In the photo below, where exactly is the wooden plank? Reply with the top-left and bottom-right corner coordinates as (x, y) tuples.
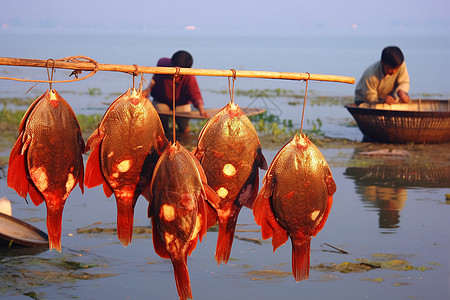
(157, 107), (266, 119)
(0, 56), (355, 84)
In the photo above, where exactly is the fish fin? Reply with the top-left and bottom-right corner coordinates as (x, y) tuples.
(157, 135), (169, 155)
(46, 203), (64, 252)
(196, 194), (208, 242)
(116, 200), (134, 247)
(77, 131), (85, 194)
(84, 144), (104, 188)
(171, 257), (193, 300)
(311, 172), (335, 236)
(252, 185), (274, 239)
(291, 237), (311, 282)
(202, 183), (220, 229)
(147, 198), (154, 218)
(215, 210), (239, 265)
(187, 235), (198, 257)
(8, 131), (24, 167)
(28, 182), (45, 206)
(243, 165), (260, 209)
(7, 134), (29, 199)
(85, 127), (103, 153)
(141, 184), (152, 203)
(136, 150), (159, 203)
(78, 155), (85, 195)
(202, 183), (220, 211)
(257, 147), (268, 170)
(151, 217), (170, 259)
(191, 146), (198, 157)
(85, 144), (113, 197)
(271, 222), (288, 251)
(205, 201), (218, 229)
(326, 172), (337, 197)
(253, 184), (288, 251)
(103, 182), (114, 198)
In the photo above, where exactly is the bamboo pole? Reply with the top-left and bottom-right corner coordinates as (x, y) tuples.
(0, 57), (355, 84)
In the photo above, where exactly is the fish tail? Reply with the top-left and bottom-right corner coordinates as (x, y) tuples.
(116, 200), (134, 247)
(291, 238), (311, 282)
(215, 215), (238, 265)
(172, 257), (193, 300)
(46, 206), (64, 252)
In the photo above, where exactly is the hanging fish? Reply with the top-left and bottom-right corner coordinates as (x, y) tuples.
(7, 89), (85, 252)
(192, 101), (267, 264)
(253, 133), (336, 282)
(149, 141), (219, 300)
(84, 88), (168, 247)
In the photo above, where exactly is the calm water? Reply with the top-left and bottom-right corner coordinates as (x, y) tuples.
(0, 32), (449, 299)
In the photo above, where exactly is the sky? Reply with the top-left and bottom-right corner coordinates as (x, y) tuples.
(1, 0), (449, 36)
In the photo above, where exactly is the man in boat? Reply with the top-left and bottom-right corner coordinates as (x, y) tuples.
(142, 50), (208, 133)
(354, 46), (410, 106)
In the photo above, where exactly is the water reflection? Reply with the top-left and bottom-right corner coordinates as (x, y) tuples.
(345, 165), (450, 231)
(355, 184), (406, 230)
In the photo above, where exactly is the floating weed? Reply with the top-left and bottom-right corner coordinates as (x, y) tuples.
(316, 275), (340, 282)
(362, 277), (385, 283)
(240, 264), (253, 269)
(234, 235), (263, 245)
(245, 269), (292, 281)
(0, 254), (116, 295)
(393, 282), (415, 287)
(312, 253), (429, 274)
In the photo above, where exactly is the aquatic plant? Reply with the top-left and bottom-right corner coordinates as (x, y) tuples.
(0, 97), (34, 108)
(76, 113), (103, 133)
(87, 87), (101, 96)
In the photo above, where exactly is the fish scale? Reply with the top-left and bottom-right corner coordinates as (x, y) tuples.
(193, 101), (267, 265)
(7, 89), (85, 252)
(84, 88), (168, 247)
(149, 141), (219, 300)
(253, 133), (336, 282)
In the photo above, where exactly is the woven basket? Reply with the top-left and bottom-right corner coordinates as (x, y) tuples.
(346, 100), (450, 143)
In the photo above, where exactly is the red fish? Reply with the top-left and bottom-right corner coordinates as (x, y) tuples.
(149, 141), (219, 300)
(7, 89), (85, 252)
(85, 88), (167, 247)
(193, 101), (267, 264)
(253, 133), (336, 281)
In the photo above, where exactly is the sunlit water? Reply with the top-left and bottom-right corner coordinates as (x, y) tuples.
(0, 32), (449, 299)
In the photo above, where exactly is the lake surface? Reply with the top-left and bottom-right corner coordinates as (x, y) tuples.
(0, 32), (449, 299)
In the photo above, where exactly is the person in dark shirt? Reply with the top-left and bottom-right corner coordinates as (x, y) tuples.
(143, 50), (208, 133)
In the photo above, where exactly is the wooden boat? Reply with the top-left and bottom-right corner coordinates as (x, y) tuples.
(0, 212), (49, 248)
(345, 99), (450, 144)
(157, 107), (265, 119)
